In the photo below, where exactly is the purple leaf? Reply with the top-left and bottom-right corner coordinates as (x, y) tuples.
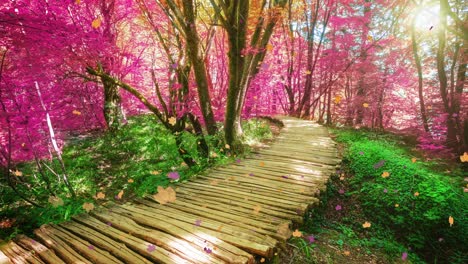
(338, 189), (345, 194)
(335, 205), (342, 211)
(195, 219), (202, 226)
(147, 244), (156, 252)
(306, 235), (315, 244)
(401, 252), (408, 261)
(167, 171), (180, 180)
(373, 160), (386, 169)
(204, 247), (212, 254)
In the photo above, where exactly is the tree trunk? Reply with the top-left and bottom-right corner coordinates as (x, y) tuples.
(182, 0), (217, 136)
(102, 76), (122, 131)
(411, 18), (430, 132)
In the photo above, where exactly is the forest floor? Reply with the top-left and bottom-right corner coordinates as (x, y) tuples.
(277, 127), (467, 264)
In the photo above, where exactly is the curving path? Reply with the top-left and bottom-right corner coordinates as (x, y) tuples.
(0, 117), (340, 264)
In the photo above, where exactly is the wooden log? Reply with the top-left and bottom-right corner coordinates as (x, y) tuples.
(102, 204), (257, 261)
(34, 226), (92, 264)
(58, 221), (152, 264)
(71, 214), (193, 264)
(0, 240), (45, 264)
(15, 235), (65, 264)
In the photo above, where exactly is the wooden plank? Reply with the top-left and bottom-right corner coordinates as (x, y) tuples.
(0, 240), (45, 264)
(195, 175), (317, 204)
(71, 214), (193, 264)
(80, 211), (223, 264)
(105, 204), (258, 261)
(42, 225), (123, 264)
(34, 226), (92, 264)
(182, 182), (308, 211)
(58, 221), (152, 264)
(15, 235), (65, 264)
(173, 188), (302, 221)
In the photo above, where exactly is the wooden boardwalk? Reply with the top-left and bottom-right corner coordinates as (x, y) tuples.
(0, 117), (340, 264)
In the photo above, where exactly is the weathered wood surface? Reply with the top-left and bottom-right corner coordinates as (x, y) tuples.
(1, 117), (340, 263)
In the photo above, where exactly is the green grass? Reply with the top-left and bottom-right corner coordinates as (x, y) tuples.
(0, 114), (275, 239)
(288, 127), (467, 264)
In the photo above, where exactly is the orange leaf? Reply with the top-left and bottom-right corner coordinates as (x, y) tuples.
(449, 216), (454, 227)
(168, 116), (176, 126)
(13, 170), (23, 177)
(411, 157), (417, 163)
(91, 18), (101, 29)
(253, 205), (261, 215)
(362, 221), (371, 228)
(117, 190), (124, 200)
(128, 179), (134, 183)
(96, 192), (105, 199)
(277, 222), (292, 238)
(381, 171), (390, 178)
(414, 192), (419, 196)
(83, 202), (94, 212)
(460, 152), (468, 162)
(72, 110), (81, 115)
(292, 229), (302, 237)
(153, 186), (176, 205)
(363, 103), (369, 108)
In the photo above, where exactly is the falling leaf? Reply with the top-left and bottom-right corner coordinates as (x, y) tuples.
(153, 186), (176, 205)
(253, 205), (261, 215)
(331, 95), (341, 105)
(411, 157), (417, 163)
(91, 18), (101, 29)
(414, 192), (419, 196)
(13, 170), (23, 177)
(128, 179), (134, 183)
(460, 152), (468, 162)
(147, 244), (156, 252)
(335, 205), (342, 211)
(402, 252), (408, 261)
(72, 110), (81, 115)
(449, 216), (454, 227)
(96, 192), (105, 199)
(381, 171), (390, 178)
(363, 103), (369, 108)
(48, 196), (64, 207)
(292, 229), (302, 237)
(168, 116), (176, 126)
(277, 222), (292, 238)
(116, 190), (124, 200)
(362, 221), (371, 228)
(83, 202), (94, 212)
(167, 171), (180, 180)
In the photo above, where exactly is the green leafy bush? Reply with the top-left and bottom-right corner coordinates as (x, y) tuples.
(334, 129), (467, 263)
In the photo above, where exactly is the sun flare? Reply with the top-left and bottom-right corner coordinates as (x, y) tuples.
(413, 5), (440, 31)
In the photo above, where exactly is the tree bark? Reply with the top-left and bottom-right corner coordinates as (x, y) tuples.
(411, 18), (430, 132)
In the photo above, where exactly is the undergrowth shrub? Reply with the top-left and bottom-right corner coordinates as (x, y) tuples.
(334, 129), (468, 263)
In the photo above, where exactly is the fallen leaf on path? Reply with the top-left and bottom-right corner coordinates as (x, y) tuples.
(153, 186), (176, 205)
(83, 202), (94, 212)
(253, 205), (261, 215)
(96, 192), (105, 199)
